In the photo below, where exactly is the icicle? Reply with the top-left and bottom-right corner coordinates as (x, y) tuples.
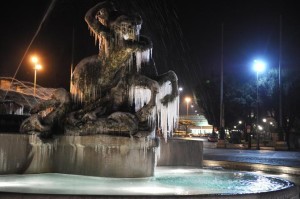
(128, 85), (151, 112)
(136, 24), (141, 39)
(135, 49), (151, 72)
(156, 81), (179, 142)
(136, 51), (142, 72)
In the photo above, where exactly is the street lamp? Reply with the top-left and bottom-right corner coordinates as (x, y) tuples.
(31, 56), (42, 96)
(253, 59), (266, 149)
(185, 97), (191, 117)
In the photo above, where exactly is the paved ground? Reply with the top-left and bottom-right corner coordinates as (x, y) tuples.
(184, 137), (300, 168)
(203, 148), (300, 167)
(182, 137), (300, 189)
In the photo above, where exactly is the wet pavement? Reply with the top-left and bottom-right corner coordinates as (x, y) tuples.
(203, 148), (300, 168)
(174, 137), (300, 190)
(199, 140), (300, 193)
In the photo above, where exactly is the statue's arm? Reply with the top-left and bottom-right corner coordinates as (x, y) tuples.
(30, 99), (59, 114)
(84, 2), (110, 38)
(157, 71), (178, 105)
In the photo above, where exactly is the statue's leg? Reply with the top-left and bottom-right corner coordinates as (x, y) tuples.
(156, 70), (178, 105)
(20, 114), (51, 134)
(129, 74), (159, 122)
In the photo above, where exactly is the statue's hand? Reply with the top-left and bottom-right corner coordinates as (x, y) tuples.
(136, 108), (147, 122)
(30, 106), (40, 114)
(160, 94), (174, 106)
(82, 112), (97, 122)
(66, 112), (84, 127)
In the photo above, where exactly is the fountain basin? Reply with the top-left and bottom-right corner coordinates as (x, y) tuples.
(0, 167), (298, 199)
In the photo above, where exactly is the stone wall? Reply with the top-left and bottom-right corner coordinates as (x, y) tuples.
(157, 138), (203, 167)
(0, 133), (159, 177)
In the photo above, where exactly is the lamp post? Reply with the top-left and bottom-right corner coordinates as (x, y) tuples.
(253, 59), (266, 150)
(185, 97), (191, 118)
(31, 56), (42, 96)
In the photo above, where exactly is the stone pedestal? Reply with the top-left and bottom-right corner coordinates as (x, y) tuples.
(0, 133), (159, 177)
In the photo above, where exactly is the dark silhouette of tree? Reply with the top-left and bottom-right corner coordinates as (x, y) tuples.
(194, 77), (219, 132)
(194, 66), (300, 149)
(178, 119), (196, 136)
(281, 68), (300, 148)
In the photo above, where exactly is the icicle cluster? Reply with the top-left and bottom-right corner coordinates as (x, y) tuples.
(71, 80), (101, 105)
(136, 49), (152, 72)
(87, 26), (109, 58)
(0, 101), (24, 115)
(70, 83), (83, 104)
(128, 81), (178, 142)
(129, 86), (151, 112)
(156, 81), (179, 142)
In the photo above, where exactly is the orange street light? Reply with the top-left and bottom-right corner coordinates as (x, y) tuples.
(33, 64), (42, 96)
(185, 97), (191, 117)
(31, 56), (38, 64)
(31, 56), (42, 96)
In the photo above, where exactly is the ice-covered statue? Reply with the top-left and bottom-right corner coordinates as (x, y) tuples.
(20, 1), (179, 141)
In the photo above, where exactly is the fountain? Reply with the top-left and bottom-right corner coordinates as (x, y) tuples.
(0, 1), (298, 198)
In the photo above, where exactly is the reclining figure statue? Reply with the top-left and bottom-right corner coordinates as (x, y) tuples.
(20, 1), (179, 139)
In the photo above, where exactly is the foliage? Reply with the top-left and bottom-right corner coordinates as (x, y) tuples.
(194, 77), (219, 128)
(194, 66), (300, 145)
(178, 119), (196, 126)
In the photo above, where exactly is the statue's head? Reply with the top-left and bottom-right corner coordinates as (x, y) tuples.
(95, 1), (143, 41)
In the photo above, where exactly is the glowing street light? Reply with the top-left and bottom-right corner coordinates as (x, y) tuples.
(31, 56), (42, 96)
(185, 97), (191, 117)
(31, 56), (38, 64)
(253, 59), (266, 124)
(253, 59), (266, 150)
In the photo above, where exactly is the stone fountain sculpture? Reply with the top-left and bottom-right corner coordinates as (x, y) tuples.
(15, 1), (179, 177)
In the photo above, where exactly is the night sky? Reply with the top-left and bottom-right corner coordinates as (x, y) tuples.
(0, 0), (299, 99)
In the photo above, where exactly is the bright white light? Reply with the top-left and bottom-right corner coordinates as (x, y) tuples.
(179, 87), (183, 91)
(185, 97), (191, 103)
(262, 118), (267, 123)
(238, 121), (242, 124)
(258, 125), (263, 130)
(253, 60), (266, 73)
(35, 64), (42, 70)
(31, 56), (38, 64)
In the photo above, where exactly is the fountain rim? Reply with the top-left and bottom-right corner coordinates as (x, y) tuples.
(0, 167), (298, 199)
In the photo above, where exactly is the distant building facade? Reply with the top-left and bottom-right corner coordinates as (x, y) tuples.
(178, 114), (213, 136)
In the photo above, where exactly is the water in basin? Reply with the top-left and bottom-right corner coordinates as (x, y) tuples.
(0, 167), (294, 196)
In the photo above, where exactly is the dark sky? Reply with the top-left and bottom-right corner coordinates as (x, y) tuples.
(0, 0), (299, 98)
